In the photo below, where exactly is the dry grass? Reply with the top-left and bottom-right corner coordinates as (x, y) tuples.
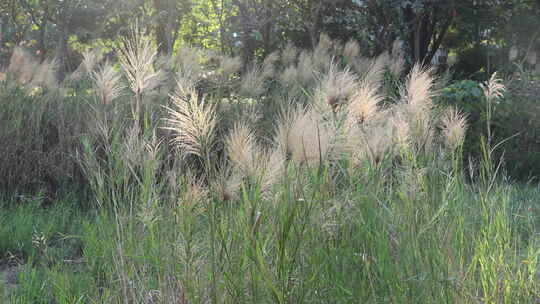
(218, 55), (242, 81)
(440, 107), (468, 151)
(175, 46), (203, 86)
(117, 25), (162, 96)
(92, 62), (125, 105)
(7, 47), (59, 90)
(389, 40), (405, 77)
(226, 122), (286, 195)
(346, 111), (396, 167)
(239, 65), (266, 97)
(297, 51), (317, 85)
(281, 43), (298, 65)
(398, 64), (438, 154)
(163, 88), (217, 160)
(316, 61), (358, 111)
(342, 40), (361, 62)
(226, 122), (260, 179)
(212, 161), (243, 202)
(239, 53), (278, 97)
(346, 80), (383, 127)
(278, 106), (339, 166)
(8, 31), (540, 304)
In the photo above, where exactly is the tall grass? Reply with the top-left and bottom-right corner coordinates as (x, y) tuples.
(1, 31), (539, 303)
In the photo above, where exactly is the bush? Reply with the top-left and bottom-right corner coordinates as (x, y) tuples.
(491, 70), (540, 180)
(440, 71), (540, 181)
(0, 82), (88, 200)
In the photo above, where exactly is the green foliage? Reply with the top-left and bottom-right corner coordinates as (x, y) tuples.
(1, 11), (540, 303)
(2, 164), (540, 303)
(440, 68), (540, 182)
(440, 79), (484, 114)
(0, 80), (88, 199)
(489, 79), (540, 180)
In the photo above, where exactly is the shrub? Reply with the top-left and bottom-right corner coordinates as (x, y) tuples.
(440, 70), (540, 181)
(490, 70), (540, 180)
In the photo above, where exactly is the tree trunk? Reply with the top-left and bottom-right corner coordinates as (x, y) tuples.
(403, 4), (452, 66)
(404, 6), (430, 64)
(37, 22), (47, 60)
(236, 2), (255, 65)
(54, 26), (69, 81)
(153, 0), (170, 55)
(0, 16), (4, 50)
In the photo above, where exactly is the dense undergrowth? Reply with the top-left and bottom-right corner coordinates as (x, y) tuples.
(1, 30), (540, 303)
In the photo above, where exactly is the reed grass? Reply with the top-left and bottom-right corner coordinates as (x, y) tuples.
(1, 30), (539, 304)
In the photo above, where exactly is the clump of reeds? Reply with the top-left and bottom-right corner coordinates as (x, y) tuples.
(69, 49), (103, 81)
(175, 46), (204, 88)
(396, 64), (438, 155)
(316, 61), (358, 111)
(225, 122), (286, 196)
(239, 52), (279, 97)
(7, 47), (59, 91)
(276, 105), (340, 166)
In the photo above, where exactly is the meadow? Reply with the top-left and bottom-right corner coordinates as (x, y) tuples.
(1, 30), (540, 303)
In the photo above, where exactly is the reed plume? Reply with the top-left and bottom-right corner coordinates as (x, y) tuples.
(164, 88), (217, 161)
(440, 107), (468, 151)
(117, 29), (161, 96)
(92, 62), (125, 105)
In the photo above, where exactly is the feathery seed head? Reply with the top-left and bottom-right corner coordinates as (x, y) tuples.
(92, 62), (125, 105)
(346, 120), (395, 167)
(481, 72), (505, 101)
(240, 65), (266, 97)
(286, 108), (336, 166)
(316, 33), (333, 55)
(226, 122), (286, 195)
(260, 147), (286, 196)
(8, 47), (35, 84)
(440, 107), (468, 151)
(317, 61), (358, 110)
(342, 40), (360, 61)
(176, 46), (203, 85)
(181, 173), (208, 206)
(219, 55), (242, 79)
(69, 49), (102, 81)
(346, 82), (382, 127)
(117, 24), (161, 95)
(82, 49), (102, 74)
(29, 58), (58, 90)
(354, 53), (388, 89)
(297, 51), (316, 85)
(8, 47), (59, 90)
(262, 52), (279, 79)
(279, 66), (299, 87)
(390, 111), (411, 151)
(397, 64), (438, 154)
(212, 163), (243, 202)
(281, 43), (298, 65)
(226, 122), (259, 179)
(402, 64), (437, 110)
(389, 40), (405, 77)
(164, 89), (217, 159)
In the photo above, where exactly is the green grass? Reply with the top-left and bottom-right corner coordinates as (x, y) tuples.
(2, 170), (540, 303)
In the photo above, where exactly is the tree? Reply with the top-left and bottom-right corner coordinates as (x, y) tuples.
(400, 0), (457, 65)
(151, 0), (191, 55)
(229, 0), (282, 63)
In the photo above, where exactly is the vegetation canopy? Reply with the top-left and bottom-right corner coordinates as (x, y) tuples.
(1, 1), (540, 303)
